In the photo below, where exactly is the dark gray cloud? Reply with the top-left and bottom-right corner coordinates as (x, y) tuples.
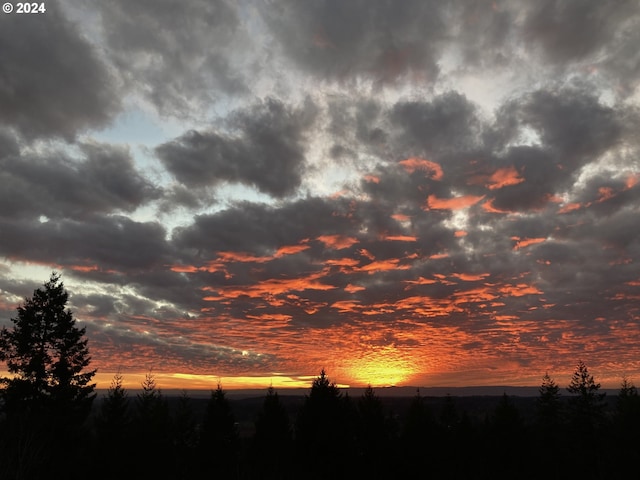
(0, 139), (160, 220)
(522, 0), (628, 63)
(262, 0), (446, 84)
(0, 215), (170, 272)
(156, 97), (317, 197)
(0, 10), (119, 139)
(97, 0), (248, 116)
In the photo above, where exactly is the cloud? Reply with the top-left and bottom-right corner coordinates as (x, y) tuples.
(156, 97), (317, 197)
(96, 0), (248, 116)
(0, 215), (170, 272)
(0, 10), (119, 139)
(0, 138), (160, 220)
(262, 0), (446, 85)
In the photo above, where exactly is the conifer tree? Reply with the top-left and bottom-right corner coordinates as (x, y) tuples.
(96, 371), (133, 479)
(253, 385), (292, 479)
(357, 385), (392, 476)
(536, 372), (562, 429)
(566, 360), (606, 430)
(296, 369), (352, 478)
(0, 272), (96, 420)
(200, 382), (238, 477)
(0, 273), (96, 479)
(132, 372), (172, 477)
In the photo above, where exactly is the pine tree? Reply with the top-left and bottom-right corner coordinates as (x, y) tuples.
(566, 361), (607, 478)
(295, 369), (353, 478)
(536, 372), (562, 429)
(96, 371), (132, 479)
(253, 385), (292, 479)
(132, 372), (172, 477)
(0, 272), (96, 420)
(356, 385), (392, 477)
(173, 390), (197, 480)
(615, 376), (640, 437)
(99, 370), (130, 435)
(200, 382), (238, 477)
(566, 360), (606, 431)
(0, 272), (96, 479)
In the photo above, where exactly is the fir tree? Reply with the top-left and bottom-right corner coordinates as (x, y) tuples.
(566, 360), (606, 430)
(0, 272), (96, 420)
(200, 382), (238, 477)
(536, 372), (562, 429)
(253, 385), (292, 479)
(0, 273), (96, 479)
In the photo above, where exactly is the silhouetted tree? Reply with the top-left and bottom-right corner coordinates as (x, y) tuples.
(0, 273), (96, 419)
(98, 371), (130, 436)
(356, 385), (393, 477)
(200, 382), (238, 477)
(534, 373), (564, 478)
(610, 376), (640, 474)
(0, 273), (95, 479)
(567, 360), (606, 431)
(173, 390), (198, 480)
(566, 361), (607, 479)
(253, 385), (292, 479)
(436, 394), (465, 478)
(132, 372), (172, 477)
(536, 372), (562, 430)
(295, 369), (354, 478)
(95, 371), (133, 479)
(401, 389), (436, 476)
(486, 393), (527, 478)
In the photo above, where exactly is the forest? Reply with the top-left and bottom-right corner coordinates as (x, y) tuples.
(1, 275), (639, 480)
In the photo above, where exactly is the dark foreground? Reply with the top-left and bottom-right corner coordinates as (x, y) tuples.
(1, 383), (638, 480)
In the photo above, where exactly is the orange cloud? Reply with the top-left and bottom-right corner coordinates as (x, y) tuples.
(454, 230), (467, 237)
(217, 251), (272, 263)
(248, 313), (292, 323)
(357, 258), (411, 274)
(404, 276), (437, 286)
(275, 242), (310, 257)
(392, 213), (411, 222)
(487, 166), (524, 190)
(317, 234), (359, 250)
(69, 265), (99, 272)
(330, 300), (361, 313)
(558, 202), (582, 214)
(383, 235), (417, 242)
(512, 237), (546, 250)
(399, 157), (444, 180)
(363, 174), (380, 183)
(482, 198), (512, 213)
(452, 273), (490, 282)
(170, 264), (200, 273)
(597, 187), (615, 203)
(625, 173), (639, 189)
(203, 269), (337, 299)
(426, 194), (484, 211)
(344, 283), (365, 293)
(326, 257), (360, 268)
(499, 283), (543, 297)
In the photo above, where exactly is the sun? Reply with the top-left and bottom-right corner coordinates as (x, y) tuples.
(344, 346), (415, 387)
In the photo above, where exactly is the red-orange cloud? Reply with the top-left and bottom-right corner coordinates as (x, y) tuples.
(399, 157), (444, 180)
(426, 194), (484, 211)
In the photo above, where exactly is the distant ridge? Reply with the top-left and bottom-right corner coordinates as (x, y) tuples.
(96, 385), (620, 398)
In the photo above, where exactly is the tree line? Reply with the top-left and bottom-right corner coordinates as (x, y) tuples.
(1, 274), (639, 479)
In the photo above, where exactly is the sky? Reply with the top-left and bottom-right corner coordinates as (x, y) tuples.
(1, 0), (640, 391)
